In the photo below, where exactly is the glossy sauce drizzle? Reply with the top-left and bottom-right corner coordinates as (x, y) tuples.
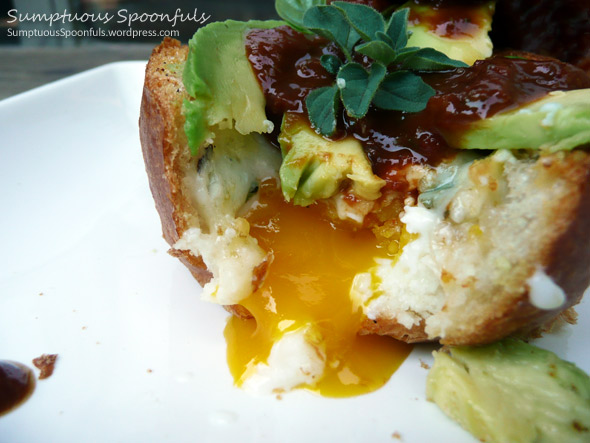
(0, 360), (35, 416)
(246, 26), (590, 191)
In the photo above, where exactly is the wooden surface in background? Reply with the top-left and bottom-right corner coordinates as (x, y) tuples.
(0, 43), (154, 100)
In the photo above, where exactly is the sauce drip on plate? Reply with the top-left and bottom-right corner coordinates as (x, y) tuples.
(0, 360), (35, 416)
(225, 180), (412, 397)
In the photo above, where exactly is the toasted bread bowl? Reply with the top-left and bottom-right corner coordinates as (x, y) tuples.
(139, 37), (590, 347)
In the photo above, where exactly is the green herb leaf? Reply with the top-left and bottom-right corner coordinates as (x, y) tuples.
(373, 71), (435, 112)
(375, 31), (395, 48)
(275, 0), (326, 32)
(303, 5), (361, 59)
(391, 46), (421, 63)
(355, 40), (397, 65)
(401, 47), (469, 71)
(285, 1), (468, 135)
(320, 54), (342, 75)
(332, 1), (385, 42)
(306, 84), (340, 136)
(385, 8), (410, 51)
(338, 62), (387, 118)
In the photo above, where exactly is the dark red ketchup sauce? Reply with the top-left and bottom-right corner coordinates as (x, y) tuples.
(245, 24), (590, 191)
(0, 360), (35, 416)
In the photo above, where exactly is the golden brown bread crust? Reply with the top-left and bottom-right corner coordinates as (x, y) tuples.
(140, 38), (253, 319)
(360, 318), (429, 343)
(439, 151), (590, 345)
(139, 38), (212, 287)
(359, 152), (590, 345)
(140, 38), (590, 344)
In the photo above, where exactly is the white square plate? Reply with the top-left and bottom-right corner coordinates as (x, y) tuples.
(0, 62), (588, 442)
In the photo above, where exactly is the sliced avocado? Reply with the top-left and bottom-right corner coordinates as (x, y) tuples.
(427, 339), (590, 443)
(182, 19), (284, 154)
(405, 1), (494, 65)
(457, 89), (590, 153)
(279, 114), (385, 207)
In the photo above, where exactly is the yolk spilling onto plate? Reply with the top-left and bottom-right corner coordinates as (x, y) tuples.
(224, 179), (412, 397)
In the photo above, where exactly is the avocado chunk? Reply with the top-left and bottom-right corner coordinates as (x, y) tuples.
(426, 339), (590, 443)
(457, 89), (590, 153)
(182, 19), (283, 154)
(405, 1), (494, 65)
(279, 114), (385, 207)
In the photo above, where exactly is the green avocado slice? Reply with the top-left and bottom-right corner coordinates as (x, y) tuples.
(427, 339), (590, 443)
(182, 19), (284, 155)
(279, 114), (385, 207)
(405, 1), (495, 65)
(456, 89), (590, 153)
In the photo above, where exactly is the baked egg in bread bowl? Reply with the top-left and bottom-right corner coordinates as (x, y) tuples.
(139, 0), (590, 395)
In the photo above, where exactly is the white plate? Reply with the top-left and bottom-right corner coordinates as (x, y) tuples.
(0, 62), (588, 443)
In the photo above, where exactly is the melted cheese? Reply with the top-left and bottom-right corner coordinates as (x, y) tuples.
(224, 180), (412, 397)
(527, 268), (566, 310)
(366, 206), (446, 330)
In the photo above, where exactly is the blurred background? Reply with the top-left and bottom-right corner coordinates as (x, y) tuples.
(0, 0), (278, 99)
(1, 0), (278, 46)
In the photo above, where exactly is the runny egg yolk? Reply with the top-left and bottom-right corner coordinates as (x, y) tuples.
(224, 179), (412, 397)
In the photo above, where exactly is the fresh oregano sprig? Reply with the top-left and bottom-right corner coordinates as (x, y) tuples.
(303, 5), (361, 60)
(274, 0), (326, 34)
(275, 0), (468, 137)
